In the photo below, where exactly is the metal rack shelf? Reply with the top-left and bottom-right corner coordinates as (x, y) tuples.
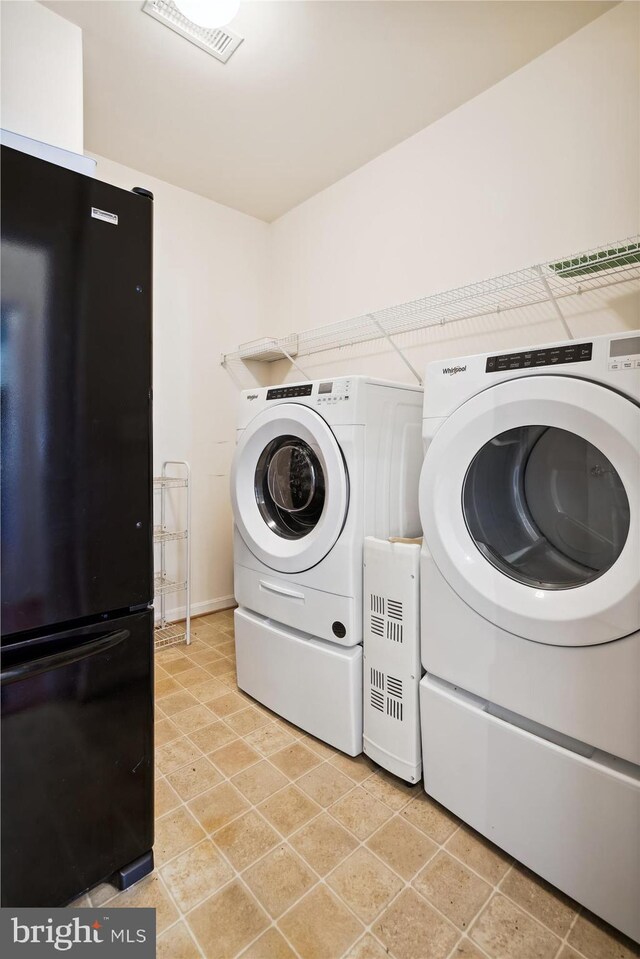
(221, 236), (640, 382)
(153, 475), (188, 489)
(154, 574), (187, 596)
(153, 526), (187, 544)
(154, 622), (187, 650)
(154, 460), (191, 649)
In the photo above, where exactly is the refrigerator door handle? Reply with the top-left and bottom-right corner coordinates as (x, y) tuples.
(0, 629), (130, 686)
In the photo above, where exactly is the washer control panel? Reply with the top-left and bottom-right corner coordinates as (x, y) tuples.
(608, 335), (640, 371)
(485, 342), (592, 373)
(266, 384), (313, 400)
(316, 379), (352, 405)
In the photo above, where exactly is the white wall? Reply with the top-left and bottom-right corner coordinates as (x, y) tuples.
(1, 0), (83, 152)
(267, 2), (640, 385)
(88, 156), (271, 618)
(3, 1), (638, 616)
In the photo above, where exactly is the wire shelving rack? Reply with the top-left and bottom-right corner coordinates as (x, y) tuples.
(221, 237), (640, 382)
(153, 460), (191, 649)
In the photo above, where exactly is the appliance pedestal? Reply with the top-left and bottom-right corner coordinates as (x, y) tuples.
(420, 674), (640, 944)
(235, 607), (362, 756)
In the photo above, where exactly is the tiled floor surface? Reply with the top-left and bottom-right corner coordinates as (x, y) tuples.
(73, 610), (639, 959)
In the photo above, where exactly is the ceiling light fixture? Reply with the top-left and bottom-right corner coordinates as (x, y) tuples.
(143, 1), (244, 63)
(173, 0), (240, 29)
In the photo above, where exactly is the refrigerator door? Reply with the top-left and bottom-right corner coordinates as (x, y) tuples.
(1, 609), (154, 906)
(1, 146), (153, 638)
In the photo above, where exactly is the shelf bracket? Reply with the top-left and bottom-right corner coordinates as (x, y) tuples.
(370, 316), (423, 386)
(221, 344), (310, 382)
(534, 265), (573, 340)
(277, 343), (311, 381)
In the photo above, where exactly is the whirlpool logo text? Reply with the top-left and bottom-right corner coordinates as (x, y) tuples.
(442, 365), (467, 375)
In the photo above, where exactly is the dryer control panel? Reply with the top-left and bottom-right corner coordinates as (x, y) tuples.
(485, 342), (592, 373)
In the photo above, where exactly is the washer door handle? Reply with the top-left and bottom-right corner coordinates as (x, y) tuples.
(259, 580), (305, 603)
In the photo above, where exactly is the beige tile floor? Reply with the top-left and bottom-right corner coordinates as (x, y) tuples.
(72, 609), (640, 959)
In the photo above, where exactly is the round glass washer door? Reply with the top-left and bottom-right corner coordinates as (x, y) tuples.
(255, 436), (326, 539)
(420, 375), (640, 647)
(231, 404), (349, 574)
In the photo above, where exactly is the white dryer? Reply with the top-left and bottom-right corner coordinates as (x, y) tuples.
(231, 376), (423, 755)
(418, 330), (640, 942)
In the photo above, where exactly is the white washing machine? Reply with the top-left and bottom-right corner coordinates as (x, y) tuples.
(418, 330), (640, 942)
(231, 376), (423, 755)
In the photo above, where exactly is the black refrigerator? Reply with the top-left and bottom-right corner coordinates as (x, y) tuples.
(1, 144), (155, 906)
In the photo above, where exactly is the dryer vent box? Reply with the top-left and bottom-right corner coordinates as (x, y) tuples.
(363, 537), (422, 783)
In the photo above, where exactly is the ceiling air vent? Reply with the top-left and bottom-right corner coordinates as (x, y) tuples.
(143, 1), (243, 63)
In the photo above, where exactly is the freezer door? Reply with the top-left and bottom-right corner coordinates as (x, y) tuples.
(1, 610), (154, 906)
(1, 146), (153, 637)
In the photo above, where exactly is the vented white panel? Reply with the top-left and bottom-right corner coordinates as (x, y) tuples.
(363, 538), (421, 782)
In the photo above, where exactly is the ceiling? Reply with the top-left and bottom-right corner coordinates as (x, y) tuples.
(44, 0), (615, 222)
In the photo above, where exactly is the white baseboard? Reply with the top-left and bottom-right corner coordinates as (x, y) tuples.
(154, 595), (236, 624)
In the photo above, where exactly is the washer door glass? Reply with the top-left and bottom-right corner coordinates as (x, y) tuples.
(255, 435), (326, 539)
(463, 426), (630, 589)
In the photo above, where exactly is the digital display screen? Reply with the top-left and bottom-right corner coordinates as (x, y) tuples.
(318, 382), (333, 394)
(610, 336), (640, 357)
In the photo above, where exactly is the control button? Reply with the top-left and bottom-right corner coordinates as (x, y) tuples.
(609, 362), (620, 371)
(635, 360), (640, 368)
(623, 361), (633, 369)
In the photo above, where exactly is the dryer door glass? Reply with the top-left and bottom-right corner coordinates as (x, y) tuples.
(255, 435), (326, 539)
(462, 426), (630, 589)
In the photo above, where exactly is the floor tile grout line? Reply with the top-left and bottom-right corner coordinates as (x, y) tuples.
(94, 618), (633, 959)
(205, 752), (467, 957)
(162, 915), (208, 959)
(152, 745), (510, 959)
(160, 709), (565, 958)
(154, 731), (384, 953)
(169, 619), (640, 957)
(157, 723), (467, 944)
(154, 871), (209, 959)
(553, 907), (589, 959)
(495, 862), (581, 943)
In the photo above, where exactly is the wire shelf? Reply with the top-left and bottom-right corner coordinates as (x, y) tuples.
(153, 526), (187, 544)
(221, 236), (640, 367)
(153, 475), (188, 489)
(154, 573), (186, 596)
(154, 622), (186, 650)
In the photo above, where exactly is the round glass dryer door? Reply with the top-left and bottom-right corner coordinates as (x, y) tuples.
(255, 436), (325, 539)
(463, 426), (630, 590)
(419, 375), (640, 646)
(231, 403), (349, 574)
